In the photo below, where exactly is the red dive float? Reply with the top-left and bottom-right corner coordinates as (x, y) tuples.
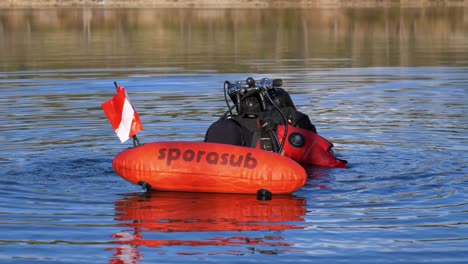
(103, 79), (346, 195)
(112, 141), (307, 194)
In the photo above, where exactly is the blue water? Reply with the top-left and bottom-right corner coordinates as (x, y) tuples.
(1, 7), (467, 264)
(1, 66), (466, 263)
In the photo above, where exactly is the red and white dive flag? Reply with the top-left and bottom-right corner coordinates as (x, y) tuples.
(102, 85), (143, 143)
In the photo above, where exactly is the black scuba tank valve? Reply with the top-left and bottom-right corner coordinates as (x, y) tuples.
(272, 79), (283, 88)
(246, 77), (256, 87)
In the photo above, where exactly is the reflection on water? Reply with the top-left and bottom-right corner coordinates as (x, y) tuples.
(1, 7), (467, 73)
(110, 192), (305, 260)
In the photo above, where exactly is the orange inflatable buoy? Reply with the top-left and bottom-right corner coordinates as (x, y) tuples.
(112, 141), (307, 194)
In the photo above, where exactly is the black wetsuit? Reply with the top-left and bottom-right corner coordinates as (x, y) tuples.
(205, 88), (316, 150)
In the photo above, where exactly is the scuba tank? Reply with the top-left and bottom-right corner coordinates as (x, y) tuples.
(206, 77), (347, 168)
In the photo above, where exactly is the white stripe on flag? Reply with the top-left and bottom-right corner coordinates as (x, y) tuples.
(116, 97), (135, 143)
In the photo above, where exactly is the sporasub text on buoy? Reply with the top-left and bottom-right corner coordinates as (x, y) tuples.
(157, 148), (258, 169)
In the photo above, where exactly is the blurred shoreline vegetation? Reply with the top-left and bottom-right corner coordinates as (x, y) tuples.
(1, 0), (467, 8)
(0, 7), (467, 72)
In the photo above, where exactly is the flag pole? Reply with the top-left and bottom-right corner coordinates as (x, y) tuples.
(132, 135), (141, 147)
(114, 81), (141, 148)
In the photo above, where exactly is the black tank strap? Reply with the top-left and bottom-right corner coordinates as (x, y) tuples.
(229, 115), (261, 148)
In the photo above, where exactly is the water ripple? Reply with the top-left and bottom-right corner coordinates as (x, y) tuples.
(1, 67), (467, 263)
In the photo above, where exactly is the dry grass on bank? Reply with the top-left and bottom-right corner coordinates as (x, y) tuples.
(1, 0), (467, 8)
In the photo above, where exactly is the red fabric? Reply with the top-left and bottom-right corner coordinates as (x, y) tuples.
(277, 125), (347, 168)
(101, 86), (143, 142)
